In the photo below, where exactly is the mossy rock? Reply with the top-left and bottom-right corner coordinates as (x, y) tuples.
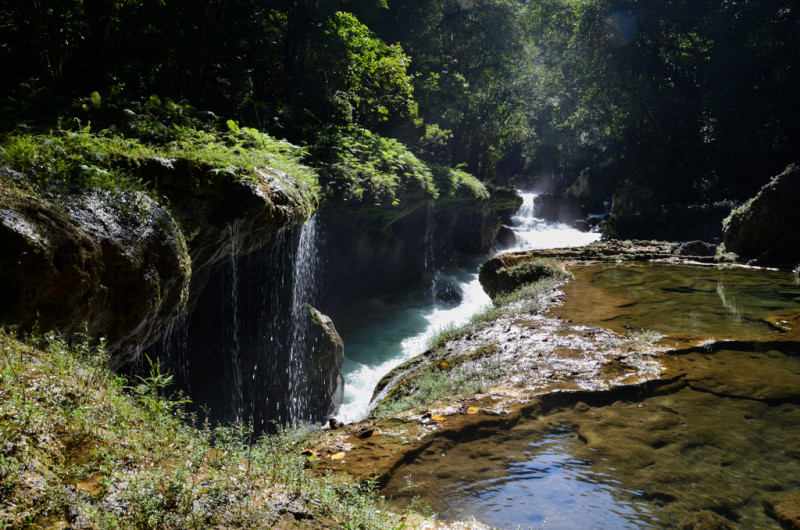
(723, 164), (800, 265)
(0, 170), (190, 368)
(479, 255), (563, 300)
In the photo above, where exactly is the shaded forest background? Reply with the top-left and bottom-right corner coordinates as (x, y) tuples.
(2, 0), (798, 208)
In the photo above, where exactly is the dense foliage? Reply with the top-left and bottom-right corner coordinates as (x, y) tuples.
(2, 0), (798, 204)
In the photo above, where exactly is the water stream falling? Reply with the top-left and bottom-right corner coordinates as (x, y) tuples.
(144, 214), (327, 434)
(424, 200), (440, 304)
(226, 220), (245, 422)
(287, 214), (322, 422)
(334, 191), (601, 423)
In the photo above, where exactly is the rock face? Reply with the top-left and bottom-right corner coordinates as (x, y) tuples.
(673, 240), (718, 257)
(139, 159), (315, 311)
(533, 192), (585, 223)
(136, 160), (325, 431)
(606, 179), (734, 242)
(723, 164), (800, 266)
(0, 170), (190, 368)
(319, 184), (520, 304)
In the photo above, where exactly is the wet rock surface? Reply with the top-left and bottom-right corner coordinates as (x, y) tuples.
(318, 185), (520, 306)
(0, 175), (190, 368)
(478, 255), (566, 299)
(533, 192), (585, 223)
(483, 239), (723, 268)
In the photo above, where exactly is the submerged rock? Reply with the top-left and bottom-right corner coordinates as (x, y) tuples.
(764, 491), (800, 530)
(678, 510), (735, 530)
(0, 173), (190, 368)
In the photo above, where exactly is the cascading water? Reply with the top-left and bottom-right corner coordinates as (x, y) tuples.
(423, 200), (440, 306)
(226, 220), (245, 422)
(507, 191), (601, 251)
(142, 214), (329, 435)
(287, 214), (322, 422)
(334, 190), (601, 424)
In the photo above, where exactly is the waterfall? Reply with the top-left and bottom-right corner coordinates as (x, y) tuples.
(424, 200), (439, 306)
(517, 192), (536, 219)
(139, 211), (332, 435)
(287, 214), (322, 423)
(226, 220), (245, 422)
(510, 191), (601, 251)
(337, 189), (603, 423)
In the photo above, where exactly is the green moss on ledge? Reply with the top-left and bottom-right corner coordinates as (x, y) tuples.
(0, 122), (320, 205)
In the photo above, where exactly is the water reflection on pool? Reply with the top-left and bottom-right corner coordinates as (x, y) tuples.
(431, 432), (656, 529)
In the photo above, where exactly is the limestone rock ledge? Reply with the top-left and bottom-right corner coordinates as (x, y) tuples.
(319, 183), (520, 303)
(0, 169), (190, 368)
(1, 158), (316, 369)
(139, 158), (316, 311)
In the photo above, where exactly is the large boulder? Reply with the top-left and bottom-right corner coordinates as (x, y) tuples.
(723, 164), (800, 266)
(0, 170), (190, 368)
(478, 253), (565, 300)
(533, 192), (585, 223)
(304, 305), (345, 421)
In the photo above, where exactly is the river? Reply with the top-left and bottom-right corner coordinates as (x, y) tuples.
(333, 191), (600, 423)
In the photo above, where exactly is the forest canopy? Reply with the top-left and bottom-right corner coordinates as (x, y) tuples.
(1, 0), (798, 203)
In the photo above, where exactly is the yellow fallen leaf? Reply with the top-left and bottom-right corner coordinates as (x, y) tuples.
(439, 362), (449, 368)
(330, 452), (346, 460)
(466, 407), (479, 415)
(432, 415), (446, 421)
